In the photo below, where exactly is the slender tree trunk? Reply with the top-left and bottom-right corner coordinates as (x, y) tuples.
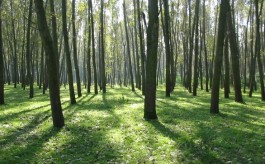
(203, 0), (209, 92)
(210, 0), (228, 113)
(123, 1), (135, 92)
(210, 4), (219, 89)
(193, 0), (200, 96)
(187, 0), (195, 93)
(133, 0), (141, 90)
(137, 0), (146, 95)
(144, 0), (159, 120)
(50, 0), (59, 81)
(0, 0), (4, 105)
(87, 9), (91, 93)
(244, 9), (251, 93)
(10, 1), (18, 88)
(100, 0), (106, 93)
(227, 1), (244, 103)
(26, 0), (34, 99)
(72, 0), (82, 97)
(161, 0), (171, 97)
(224, 36), (230, 98)
(35, 0), (65, 128)
(62, 0), (76, 104)
(255, 0), (265, 101)
(88, 0), (98, 94)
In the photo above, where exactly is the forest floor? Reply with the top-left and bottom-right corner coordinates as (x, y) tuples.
(0, 84), (265, 163)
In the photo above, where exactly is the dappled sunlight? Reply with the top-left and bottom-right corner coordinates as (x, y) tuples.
(1, 85), (265, 162)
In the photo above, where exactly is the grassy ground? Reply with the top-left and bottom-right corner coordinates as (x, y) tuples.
(0, 84), (264, 163)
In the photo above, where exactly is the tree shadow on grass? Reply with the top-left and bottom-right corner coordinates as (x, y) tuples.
(152, 87), (265, 163)
(0, 108), (61, 163)
(44, 94), (123, 163)
(0, 104), (51, 123)
(148, 120), (223, 163)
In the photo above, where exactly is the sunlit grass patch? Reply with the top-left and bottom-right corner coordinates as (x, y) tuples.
(0, 84), (264, 163)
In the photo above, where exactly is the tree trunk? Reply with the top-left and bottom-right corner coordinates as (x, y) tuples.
(133, 0), (141, 90)
(255, 0), (265, 101)
(210, 0), (228, 114)
(224, 36), (230, 98)
(62, 0), (76, 104)
(137, 0), (146, 95)
(50, 0), (59, 82)
(193, 0), (200, 96)
(35, 0), (65, 128)
(87, 8), (91, 94)
(10, 0), (18, 88)
(0, 0), (4, 104)
(123, 1), (135, 92)
(72, 0), (82, 97)
(161, 0), (171, 97)
(144, 0), (159, 120)
(227, 1), (244, 103)
(100, 0), (106, 93)
(88, 0), (98, 94)
(203, 0), (209, 92)
(187, 0), (195, 93)
(26, 0), (34, 99)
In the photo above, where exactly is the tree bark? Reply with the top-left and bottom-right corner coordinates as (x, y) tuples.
(193, 0), (200, 96)
(210, 0), (228, 113)
(255, 0), (265, 101)
(35, 0), (65, 128)
(88, 0), (98, 94)
(161, 0), (171, 97)
(26, 0), (34, 99)
(0, 0), (4, 104)
(100, 0), (106, 93)
(224, 36), (230, 98)
(133, 0), (141, 90)
(87, 7), (91, 94)
(123, 1), (135, 92)
(137, 0), (146, 95)
(10, 0), (18, 88)
(62, 0), (76, 104)
(227, 1), (244, 103)
(50, 0), (59, 82)
(144, 0), (159, 120)
(72, 0), (82, 97)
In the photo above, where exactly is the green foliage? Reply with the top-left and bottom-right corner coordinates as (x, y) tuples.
(0, 85), (264, 163)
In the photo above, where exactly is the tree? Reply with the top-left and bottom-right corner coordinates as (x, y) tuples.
(10, 0), (18, 88)
(210, 0), (228, 114)
(254, 0), (265, 101)
(224, 36), (230, 98)
(192, 0), (200, 96)
(133, 0), (141, 90)
(49, 0), (59, 81)
(62, 0), (76, 104)
(144, 0), (159, 120)
(88, 0), (98, 95)
(161, 0), (171, 97)
(123, 0), (135, 92)
(0, 0), (4, 105)
(137, 0), (146, 95)
(226, 1), (243, 103)
(203, 0), (209, 92)
(72, 0), (82, 97)
(26, 0), (34, 99)
(100, 0), (107, 93)
(87, 4), (91, 94)
(34, 0), (65, 128)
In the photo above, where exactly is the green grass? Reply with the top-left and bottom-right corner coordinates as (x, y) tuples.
(0, 84), (265, 163)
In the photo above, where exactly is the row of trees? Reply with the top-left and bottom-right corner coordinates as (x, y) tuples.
(0, 0), (265, 127)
